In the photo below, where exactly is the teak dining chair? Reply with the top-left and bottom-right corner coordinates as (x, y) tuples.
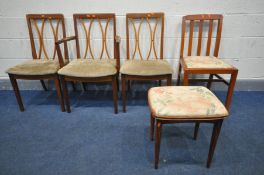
(176, 14), (238, 137)
(6, 14), (67, 112)
(121, 12), (173, 112)
(56, 13), (120, 113)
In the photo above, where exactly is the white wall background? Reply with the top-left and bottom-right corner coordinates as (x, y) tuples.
(0, 0), (264, 80)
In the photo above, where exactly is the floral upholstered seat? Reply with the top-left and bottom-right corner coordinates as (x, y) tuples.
(6, 60), (60, 75)
(183, 56), (232, 69)
(120, 60), (173, 76)
(58, 59), (117, 78)
(148, 86), (228, 120)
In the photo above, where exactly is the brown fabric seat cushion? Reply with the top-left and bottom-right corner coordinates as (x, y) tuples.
(6, 59), (60, 75)
(58, 59), (117, 78)
(120, 60), (173, 76)
(148, 86), (228, 120)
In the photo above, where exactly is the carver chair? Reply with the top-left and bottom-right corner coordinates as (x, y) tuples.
(56, 13), (120, 113)
(121, 13), (173, 112)
(176, 14), (238, 139)
(6, 14), (68, 112)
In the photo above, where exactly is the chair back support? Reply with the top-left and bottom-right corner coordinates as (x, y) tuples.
(126, 13), (164, 60)
(26, 14), (68, 60)
(73, 13), (117, 60)
(180, 14), (223, 58)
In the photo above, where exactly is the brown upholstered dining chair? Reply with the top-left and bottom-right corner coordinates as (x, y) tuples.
(176, 14), (238, 138)
(121, 12), (173, 112)
(56, 13), (120, 113)
(6, 14), (68, 112)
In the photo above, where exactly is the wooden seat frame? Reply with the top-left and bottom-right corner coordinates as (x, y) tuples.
(8, 14), (68, 112)
(122, 13), (172, 112)
(56, 13), (120, 114)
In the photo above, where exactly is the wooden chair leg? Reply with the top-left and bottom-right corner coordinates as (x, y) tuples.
(150, 113), (155, 141)
(155, 120), (162, 169)
(121, 75), (126, 112)
(40, 80), (48, 91)
(207, 74), (214, 89)
(183, 72), (189, 86)
(112, 76), (118, 114)
(225, 71), (238, 111)
(158, 80), (162, 86)
(127, 80), (131, 92)
(71, 81), (76, 91)
(194, 122), (200, 140)
(176, 63), (182, 85)
(167, 75), (172, 86)
(54, 76), (65, 112)
(116, 75), (119, 92)
(61, 76), (71, 113)
(82, 82), (87, 91)
(9, 74), (24, 112)
(207, 120), (223, 168)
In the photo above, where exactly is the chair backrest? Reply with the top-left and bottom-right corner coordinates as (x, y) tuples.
(27, 14), (68, 60)
(73, 13), (118, 61)
(126, 12), (164, 60)
(180, 14), (223, 58)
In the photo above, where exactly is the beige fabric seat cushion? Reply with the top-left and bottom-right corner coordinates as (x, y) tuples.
(148, 86), (228, 120)
(58, 59), (117, 78)
(120, 60), (173, 76)
(6, 59), (60, 75)
(184, 56), (232, 69)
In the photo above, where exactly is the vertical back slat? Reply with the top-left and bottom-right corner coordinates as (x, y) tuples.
(126, 15), (130, 60)
(180, 17), (186, 59)
(188, 20), (194, 56)
(197, 20), (203, 56)
(160, 13), (164, 59)
(214, 17), (223, 57)
(206, 20), (213, 56)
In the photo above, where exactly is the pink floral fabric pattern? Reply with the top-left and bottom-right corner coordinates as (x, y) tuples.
(184, 56), (232, 69)
(148, 86), (228, 119)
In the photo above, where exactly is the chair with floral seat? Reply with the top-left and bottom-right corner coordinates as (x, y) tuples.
(121, 12), (173, 112)
(56, 13), (120, 113)
(148, 86), (229, 168)
(176, 14), (238, 140)
(6, 14), (68, 112)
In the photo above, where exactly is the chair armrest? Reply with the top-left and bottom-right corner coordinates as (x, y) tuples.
(56, 36), (76, 45)
(55, 36), (76, 68)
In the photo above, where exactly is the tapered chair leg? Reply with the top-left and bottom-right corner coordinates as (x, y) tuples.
(155, 121), (162, 169)
(207, 120), (223, 168)
(112, 76), (118, 114)
(71, 81), (76, 91)
(61, 76), (71, 113)
(82, 82), (87, 91)
(121, 75), (126, 112)
(40, 80), (48, 91)
(54, 76), (65, 112)
(116, 75), (119, 92)
(176, 63), (182, 85)
(194, 122), (200, 140)
(207, 74), (214, 89)
(9, 74), (24, 112)
(167, 75), (172, 86)
(150, 114), (155, 141)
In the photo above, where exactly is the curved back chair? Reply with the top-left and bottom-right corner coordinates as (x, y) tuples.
(120, 12), (173, 112)
(56, 13), (120, 113)
(176, 14), (238, 140)
(6, 14), (68, 112)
